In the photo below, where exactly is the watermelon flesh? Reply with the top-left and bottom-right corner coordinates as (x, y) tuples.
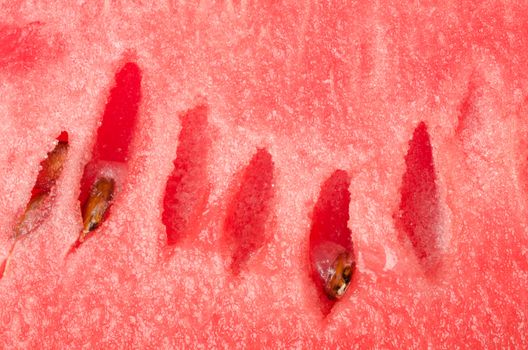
(1, 1), (528, 348)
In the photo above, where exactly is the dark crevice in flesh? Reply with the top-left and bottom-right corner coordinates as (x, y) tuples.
(455, 79), (479, 136)
(397, 122), (440, 271)
(72, 62), (141, 250)
(162, 105), (210, 245)
(224, 149), (274, 274)
(0, 131), (69, 278)
(91, 62), (142, 163)
(309, 170), (354, 316)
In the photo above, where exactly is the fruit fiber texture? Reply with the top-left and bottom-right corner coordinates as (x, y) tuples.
(1, 1), (528, 348)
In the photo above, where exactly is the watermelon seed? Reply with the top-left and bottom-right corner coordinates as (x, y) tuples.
(0, 135), (68, 278)
(78, 177), (115, 243)
(14, 138), (68, 235)
(312, 241), (355, 300)
(14, 193), (49, 238)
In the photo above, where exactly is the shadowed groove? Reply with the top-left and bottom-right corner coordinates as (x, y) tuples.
(162, 105), (210, 245)
(224, 149), (274, 274)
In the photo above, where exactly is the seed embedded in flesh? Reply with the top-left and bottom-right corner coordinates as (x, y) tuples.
(79, 177), (115, 242)
(15, 193), (48, 237)
(16, 140), (69, 238)
(312, 241), (355, 300)
(33, 141), (69, 193)
(324, 252), (354, 299)
(2, 139), (69, 278)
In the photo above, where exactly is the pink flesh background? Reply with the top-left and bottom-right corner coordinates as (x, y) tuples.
(1, 1), (528, 348)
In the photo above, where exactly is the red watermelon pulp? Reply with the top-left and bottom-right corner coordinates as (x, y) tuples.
(1, 1), (528, 348)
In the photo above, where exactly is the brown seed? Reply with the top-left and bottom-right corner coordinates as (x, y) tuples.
(14, 140), (69, 238)
(312, 241), (355, 300)
(79, 177), (115, 242)
(34, 141), (69, 194)
(324, 252), (355, 299)
(4, 140), (69, 277)
(15, 193), (49, 238)
(2, 139), (69, 278)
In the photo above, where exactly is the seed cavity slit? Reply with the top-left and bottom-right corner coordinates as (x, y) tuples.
(223, 149), (274, 275)
(455, 79), (479, 136)
(71, 61), (141, 250)
(162, 105), (210, 245)
(1, 131), (69, 278)
(396, 121), (441, 272)
(309, 170), (355, 316)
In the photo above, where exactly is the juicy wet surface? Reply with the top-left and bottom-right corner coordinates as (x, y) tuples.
(0, 1), (528, 348)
